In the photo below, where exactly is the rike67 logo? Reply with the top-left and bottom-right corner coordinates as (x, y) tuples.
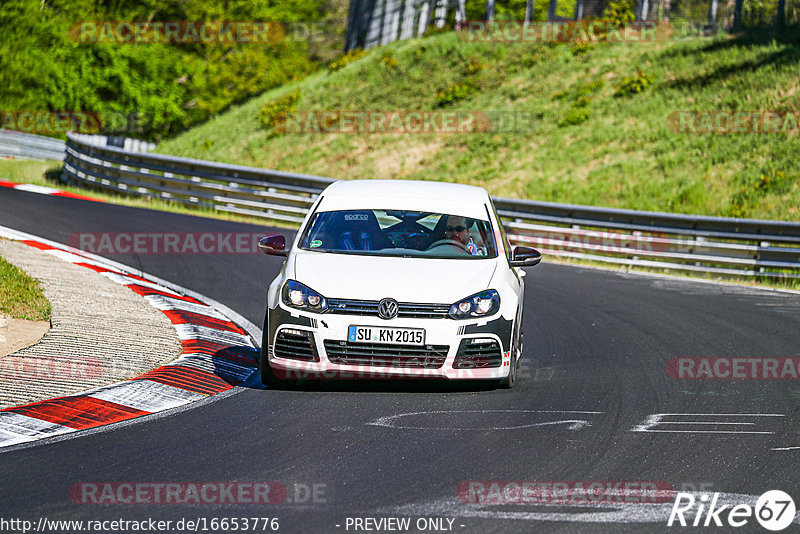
(668, 490), (796, 531)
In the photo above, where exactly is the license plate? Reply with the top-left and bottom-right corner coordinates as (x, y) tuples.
(348, 325), (425, 345)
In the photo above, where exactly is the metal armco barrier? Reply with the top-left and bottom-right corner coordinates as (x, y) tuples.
(0, 130), (66, 161)
(63, 132), (800, 279)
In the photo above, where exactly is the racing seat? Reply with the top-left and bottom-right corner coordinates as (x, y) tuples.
(329, 211), (393, 251)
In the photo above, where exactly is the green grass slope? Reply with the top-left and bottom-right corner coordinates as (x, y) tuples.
(157, 29), (800, 220)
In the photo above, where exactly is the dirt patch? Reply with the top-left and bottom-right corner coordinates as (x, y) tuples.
(0, 313), (49, 357)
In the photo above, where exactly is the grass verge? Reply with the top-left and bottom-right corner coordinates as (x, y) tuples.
(0, 252), (51, 322)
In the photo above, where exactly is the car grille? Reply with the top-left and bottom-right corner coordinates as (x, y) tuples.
(272, 330), (318, 361)
(326, 298), (450, 319)
(453, 339), (502, 368)
(323, 340), (448, 368)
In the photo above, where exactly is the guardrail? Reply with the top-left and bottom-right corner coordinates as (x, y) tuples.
(63, 132), (800, 280)
(0, 130), (66, 161)
(0, 130), (156, 161)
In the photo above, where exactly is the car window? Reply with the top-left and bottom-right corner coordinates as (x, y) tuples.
(299, 209), (497, 259)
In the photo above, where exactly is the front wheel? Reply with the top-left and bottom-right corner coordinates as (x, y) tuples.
(499, 318), (523, 389)
(498, 353), (518, 389)
(260, 311), (294, 389)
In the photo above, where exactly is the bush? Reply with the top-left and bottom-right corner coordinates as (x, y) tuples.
(614, 70), (654, 97)
(603, 0), (636, 22)
(435, 82), (476, 107)
(559, 105), (590, 126)
(258, 90), (301, 134)
(571, 42), (595, 56)
(465, 56), (486, 75)
(328, 49), (367, 71)
(0, 0), (326, 141)
(380, 50), (399, 70)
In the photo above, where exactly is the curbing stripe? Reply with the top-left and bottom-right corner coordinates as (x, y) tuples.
(179, 340), (259, 368)
(75, 262), (153, 284)
(160, 309), (245, 334)
(134, 366), (234, 396)
(101, 272), (184, 295)
(0, 413), (73, 444)
(0, 180), (104, 202)
(88, 380), (205, 412)
(173, 323), (254, 346)
(7, 397), (151, 430)
(21, 239), (54, 250)
(169, 355), (255, 383)
(0, 226), (259, 451)
(143, 295), (228, 321)
(126, 284), (206, 304)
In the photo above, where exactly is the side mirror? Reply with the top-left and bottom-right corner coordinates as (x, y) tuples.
(509, 246), (542, 268)
(258, 235), (288, 257)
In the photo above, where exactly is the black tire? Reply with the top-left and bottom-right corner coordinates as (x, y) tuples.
(499, 351), (518, 389)
(499, 311), (523, 389)
(260, 311), (294, 389)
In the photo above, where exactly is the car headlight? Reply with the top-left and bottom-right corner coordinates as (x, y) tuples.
(282, 280), (328, 312)
(449, 289), (500, 319)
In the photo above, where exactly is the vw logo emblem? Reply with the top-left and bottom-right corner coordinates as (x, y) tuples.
(377, 298), (399, 320)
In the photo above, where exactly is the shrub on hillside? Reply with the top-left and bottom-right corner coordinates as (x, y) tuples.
(614, 70), (654, 97)
(328, 49), (367, 71)
(380, 50), (399, 70)
(602, 0), (636, 22)
(435, 82), (476, 107)
(258, 90), (301, 134)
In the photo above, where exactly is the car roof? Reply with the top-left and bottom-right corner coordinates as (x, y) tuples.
(315, 179), (493, 219)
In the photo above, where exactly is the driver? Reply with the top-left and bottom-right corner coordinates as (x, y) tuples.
(443, 215), (485, 255)
(444, 215), (470, 246)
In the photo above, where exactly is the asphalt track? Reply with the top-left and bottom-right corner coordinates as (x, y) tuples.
(1, 186), (800, 533)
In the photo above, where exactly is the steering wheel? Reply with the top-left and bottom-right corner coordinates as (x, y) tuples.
(425, 239), (471, 254)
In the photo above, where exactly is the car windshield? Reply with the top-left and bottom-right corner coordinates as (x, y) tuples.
(298, 209), (497, 259)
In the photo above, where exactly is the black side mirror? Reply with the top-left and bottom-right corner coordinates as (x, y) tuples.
(509, 246), (542, 268)
(258, 235), (288, 257)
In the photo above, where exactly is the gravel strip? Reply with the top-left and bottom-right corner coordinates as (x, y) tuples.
(0, 239), (182, 409)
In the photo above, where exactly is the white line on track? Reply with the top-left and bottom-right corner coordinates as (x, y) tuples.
(367, 410), (604, 430)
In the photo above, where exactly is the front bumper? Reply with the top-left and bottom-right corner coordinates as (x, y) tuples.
(267, 303), (514, 380)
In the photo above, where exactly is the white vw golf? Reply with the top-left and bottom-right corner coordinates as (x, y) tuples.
(258, 180), (541, 388)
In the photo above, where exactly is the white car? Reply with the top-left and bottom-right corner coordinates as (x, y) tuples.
(258, 179), (541, 388)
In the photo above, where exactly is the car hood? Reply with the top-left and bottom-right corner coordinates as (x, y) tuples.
(292, 251), (497, 303)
